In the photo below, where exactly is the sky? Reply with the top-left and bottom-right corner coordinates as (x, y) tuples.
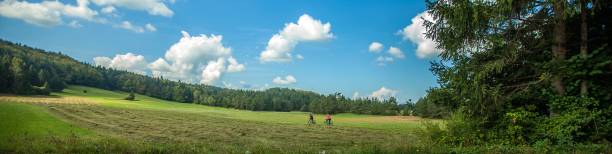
(0, 0), (442, 102)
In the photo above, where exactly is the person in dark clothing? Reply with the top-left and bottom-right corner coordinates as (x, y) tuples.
(308, 113), (315, 125)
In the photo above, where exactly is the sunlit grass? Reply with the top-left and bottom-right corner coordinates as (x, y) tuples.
(0, 85), (442, 153)
(57, 85), (435, 132)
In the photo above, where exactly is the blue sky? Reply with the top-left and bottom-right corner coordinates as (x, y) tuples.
(0, 0), (440, 102)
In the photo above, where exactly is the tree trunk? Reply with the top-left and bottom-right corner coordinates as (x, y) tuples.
(552, 0), (567, 96)
(580, 0), (589, 96)
(550, 0), (568, 116)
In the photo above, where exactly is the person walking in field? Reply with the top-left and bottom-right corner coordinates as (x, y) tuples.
(324, 113), (332, 128)
(308, 113), (316, 125)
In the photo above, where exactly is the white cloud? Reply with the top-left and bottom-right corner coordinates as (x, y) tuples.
(260, 14), (332, 63)
(149, 58), (170, 74)
(90, 0), (174, 17)
(0, 0), (170, 33)
(388, 46), (405, 59)
(352, 92), (360, 99)
(367, 43), (403, 66)
(260, 34), (296, 62)
(166, 31), (232, 64)
(149, 31), (244, 84)
(399, 11), (441, 58)
(0, 0), (99, 26)
(0, 0), (62, 26)
(57, 0), (99, 21)
(370, 87), (397, 100)
(376, 56), (394, 62)
(145, 23), (156, 31)
(68, 20), (82, 28)
(115, 21), (156, 33)
(296, 54), (304, 60)
(94, 52), (148, 74)
(272, 75), (297, 85)
(226, 57), (245, 72)
(93, 56), (112, 67)
(279, 14), (333, 41)
(222, 81), (233, 88)
(368, 42), (383, 53)
(116, 21), (144, 32)
(101, 6), (116, 14)
(200, 58), (225, 85)
(376, 56), (394, 66)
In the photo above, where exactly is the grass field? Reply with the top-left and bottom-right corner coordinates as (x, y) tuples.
(0, 85), (437, 153)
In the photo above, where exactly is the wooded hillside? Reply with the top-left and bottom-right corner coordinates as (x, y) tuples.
(0, 40), (405, 115)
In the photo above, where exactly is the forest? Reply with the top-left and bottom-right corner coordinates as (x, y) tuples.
(415, 0), (612, 148)
(0, 40), (405, 115)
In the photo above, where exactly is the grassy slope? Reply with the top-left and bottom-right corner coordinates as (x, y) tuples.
(0, 102), (91, 140)
(60, 85), (428, 132)
(0, 85), (434, 153)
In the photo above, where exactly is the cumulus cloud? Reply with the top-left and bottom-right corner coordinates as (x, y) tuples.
(148, 31), (245, 84)
(272, 75), (297, 85)
(226, 57), (245, 72)
(0, 0), (98, 26)
(200, 58), (225, 84)
(0, 0), (168, 32)
(90, 0), (174, 17)
(93, 56), (112, 67)
(388, 46), (405, 59)
(148, 58), (172, 76)
(57, 0), (99, 21)
(370, 87), (397, 100)
(279, 14), (333, 41)
(399, 11), (441, 58)
(166, 31), (232, 64)
(260, 14), (332, 63)
(94, 52), (149, 74)
(259, 34), (296, 62)
(368, 42), (383, 53)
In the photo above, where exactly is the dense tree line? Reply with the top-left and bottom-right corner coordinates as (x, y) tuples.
(412, 87), (457, 118)
(0, 40), (406, 115)
(422, 0), (611, 147)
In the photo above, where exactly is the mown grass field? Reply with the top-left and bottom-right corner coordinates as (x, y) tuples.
(0, 85), (438, 153)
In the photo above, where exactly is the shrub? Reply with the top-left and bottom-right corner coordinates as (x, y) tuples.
(125, 92), (135, 101)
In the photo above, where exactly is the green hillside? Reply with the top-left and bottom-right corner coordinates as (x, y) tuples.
(0, 85), (433, 153)
(0, 40), (409, 115)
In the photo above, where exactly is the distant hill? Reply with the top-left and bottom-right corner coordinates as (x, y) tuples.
(0, 39), (405, 115)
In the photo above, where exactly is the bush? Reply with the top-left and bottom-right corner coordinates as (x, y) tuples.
(537, 96), (606, 145)
(417, 109), (484, 146)
(124, 92), (135, 101)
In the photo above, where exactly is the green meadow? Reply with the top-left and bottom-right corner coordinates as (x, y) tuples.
(0, 85), (437, 153)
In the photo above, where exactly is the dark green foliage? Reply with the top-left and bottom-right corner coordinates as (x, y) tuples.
(125, 92), (135, 101)
(0, 39), (400, 115)
(423, 0), (612, 147)
(414, 87), (457, 118)
(399, 99), (415, 116)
